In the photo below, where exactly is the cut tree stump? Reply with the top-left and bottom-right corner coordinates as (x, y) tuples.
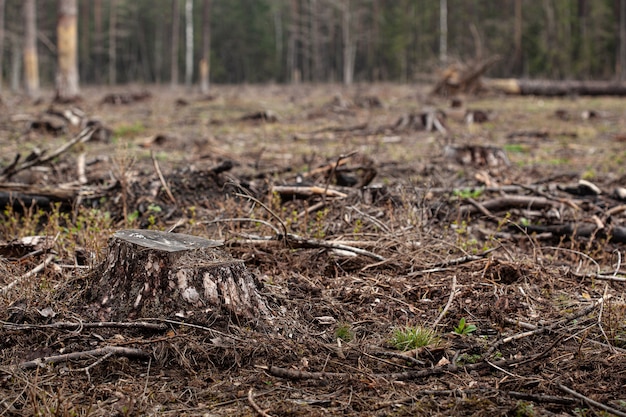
(88, 229), (270, 324)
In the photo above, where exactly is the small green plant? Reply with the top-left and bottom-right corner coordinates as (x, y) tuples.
(582, 169), (596, 180)
(114, 121), (145, 137)
(453, 187), (484, 199)
(310, 208), (329, 239)
(458, 353), (481, 364)
(514, 400), (535, 417)
(503, 143), (529, 154)
(573, 408), (590, 417)
(453, 318), (477, 335)
(335, 323), (354, 342)
(128, 210), (140, 224)
(389, 326), (438, 351)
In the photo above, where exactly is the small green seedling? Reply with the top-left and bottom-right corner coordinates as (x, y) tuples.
(453, 187), (484, 199)
(389, 326), (438, 351)
(453, 318), (477, 335)
(335, 323), (354, 342)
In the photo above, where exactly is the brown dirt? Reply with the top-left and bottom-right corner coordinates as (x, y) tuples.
(0, 84), (625, 416)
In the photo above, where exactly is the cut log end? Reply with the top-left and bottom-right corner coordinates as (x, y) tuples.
(87, 229), (270, 325)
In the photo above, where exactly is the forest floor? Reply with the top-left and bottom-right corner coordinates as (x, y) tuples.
(0, 83), (625, 416)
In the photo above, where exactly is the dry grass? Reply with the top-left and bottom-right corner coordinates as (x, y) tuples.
(0, 84), (625, 416)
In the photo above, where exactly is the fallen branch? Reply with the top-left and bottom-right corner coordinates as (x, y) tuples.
(0, 254), (55, 295)
(151, 150), (176, 205)
(556, 383), (626, 417)
(1, 127), (95, 181)
(261, 350), (549, 382)
(520, 223), (626, 243)
(272, 185), (348, 199)
(247, 389), (274, 417)
(432, 275), (457, 327)
(285, 233), (386, 262)
(373, 389), (576, 410)
(311, 122), (368, 134)
(484, 295), (608, 358)
(459, 195), (563, 216)
(1, 320), (168, 332)
(19, 346), (149, 370)
(373, 351), (426, 366)
(409, 248), (496, 276)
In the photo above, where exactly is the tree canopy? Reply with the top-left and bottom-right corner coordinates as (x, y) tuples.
(2, 0), (625, 88)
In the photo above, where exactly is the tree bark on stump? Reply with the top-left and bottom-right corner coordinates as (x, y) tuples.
(88, 229), (270, 324)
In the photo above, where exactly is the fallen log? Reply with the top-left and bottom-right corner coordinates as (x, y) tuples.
(87, 229), (271, 324)
(486, 79), (626, 96)
(516, 223), (626, 243)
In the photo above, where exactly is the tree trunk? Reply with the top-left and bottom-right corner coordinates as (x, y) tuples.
(310, 0), (321, 81)
(79, 0), (89, 83)
(439, 0), (447, 66)
(287, 0), (298, 83)
(10, 37), (20, 92)
(93, 0), (102, 84)
(617, 0), (626, 81)
(23, 0), (39, 98)
(108, 0), (116, 85)
(341, 0), (355, 85)
(171, 0), (180, 87)
(184, 0), (193, 87)
(512, 0), (523, 75)
(56, 0), (79, 100)
(200, 0), (211, 94)
(88, 229), (270, 324)
(272, 7), (283, 81)
(0, 0), (5, 94)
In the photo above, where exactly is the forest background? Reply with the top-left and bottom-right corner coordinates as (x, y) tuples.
(4, 0), (626, 96)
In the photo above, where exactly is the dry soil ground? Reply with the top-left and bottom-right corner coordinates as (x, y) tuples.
(0, 83), (625, 416)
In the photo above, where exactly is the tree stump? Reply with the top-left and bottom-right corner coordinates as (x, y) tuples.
(88, 229), (270, 324)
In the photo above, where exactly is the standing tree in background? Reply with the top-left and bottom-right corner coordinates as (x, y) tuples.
(511, 0), (523, 75)
(23, 0), (39, 98)
(341, 0), (356, 85)
(200, 0), (211, 94)
(93, 0), (102, 84)
(185, 0), (193, 87)
(287, 0), (298, 83)
(79, 0), (89, 83)
(108, 0), (116, 84)
(171, 0), (180, 87)
(0, 0), (5, 94)
(439, 0), (447, 66)
(617, 0), (626, 81)
(56, 0), (79, 100)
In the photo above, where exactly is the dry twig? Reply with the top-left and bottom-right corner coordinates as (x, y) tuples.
(556, 383), (626, 417)
(1, 127), (96, 181)
(151, 150), (176, 204)
(0, 254), (55, 295)
(1, 320), (168, 332)
(247, 389), (274, 417)
(20, 346), (149, 370)
(485, 295), (609, 358)
(432, 275), (457, 327)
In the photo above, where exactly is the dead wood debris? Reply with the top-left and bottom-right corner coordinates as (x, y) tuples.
(431, 56), (501, 96)
(3, 88), (626, 416)
(101, 91), (152, 105)
(1, 127), (96, 182)
(240, 110), (279, 123)
(19, 346), (149, 370)
(444, 144), (510, 167)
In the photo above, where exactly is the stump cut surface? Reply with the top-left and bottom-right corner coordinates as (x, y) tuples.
(89, 229), (269, 324)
